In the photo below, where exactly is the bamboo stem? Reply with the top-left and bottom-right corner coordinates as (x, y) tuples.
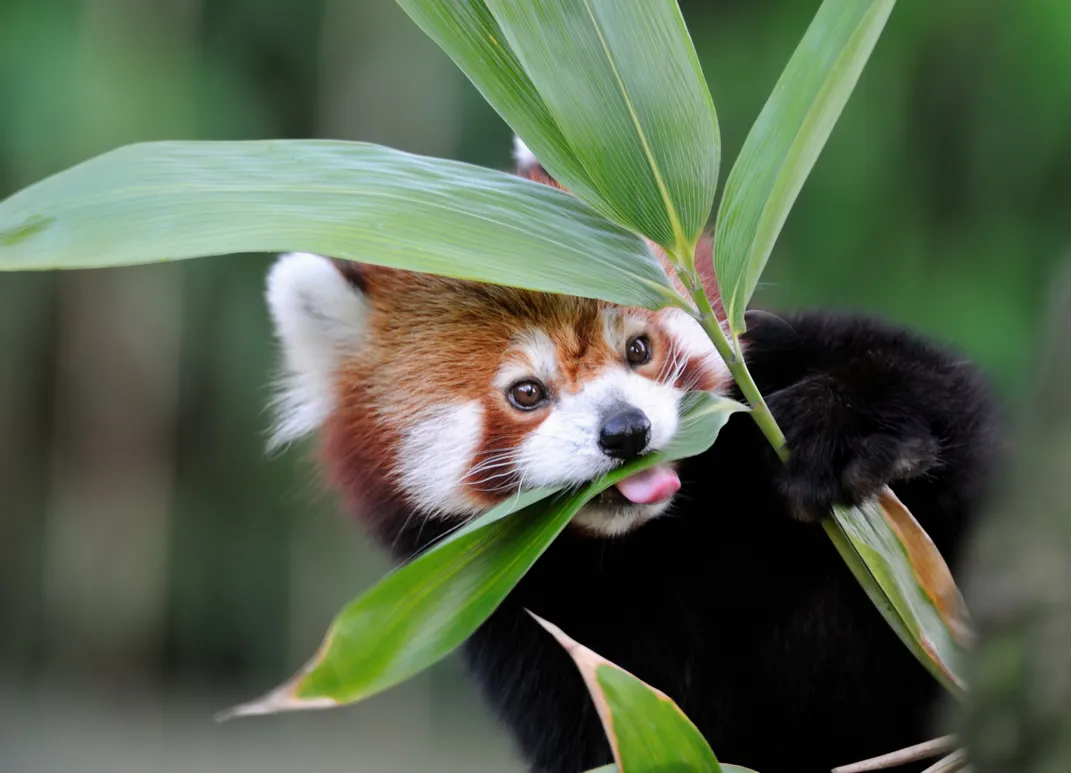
(831, 736), (959, 773)
(677, 264), (788, 460)
(920, 749), (968, 773)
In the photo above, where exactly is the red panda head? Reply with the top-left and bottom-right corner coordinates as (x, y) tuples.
(265, 138), (730, 538)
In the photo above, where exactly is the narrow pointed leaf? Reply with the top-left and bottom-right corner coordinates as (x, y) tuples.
(219, 393), (745, 717)
(394, 0), (719, 254)
(484, 0), (719, 253)
(830, 487), (970, 697)
(0, 140), (683, 310)
(586, 768), (756, 773)
(389, 0), (605, 214)
(714, 0), (895, 332)
(532, 613), (723, 773)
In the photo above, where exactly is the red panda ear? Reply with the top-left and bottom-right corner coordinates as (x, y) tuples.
(512, 135), (567, 192)
(264, 252), (369, 448)
(693, 233), (725, 324)
(329, 257), (368, 294)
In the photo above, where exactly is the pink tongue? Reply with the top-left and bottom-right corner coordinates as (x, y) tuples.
(613, 465), (681, 505)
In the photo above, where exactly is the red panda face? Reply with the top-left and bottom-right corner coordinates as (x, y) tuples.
(263, 136), (730, 537)
(266, 251), (729, 538)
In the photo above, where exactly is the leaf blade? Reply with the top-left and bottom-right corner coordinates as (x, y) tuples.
(831, 487), (970, 697)
(0, 139), (682, 310)
(390, 0), (602, 203)
(220, 393), (745, 716)
(397, 0), (719, 253)
(532, 613), (723, 773)
(485, 0), (719, 251)
(714, 0), (896, 332)
(586, 767), (757, 773)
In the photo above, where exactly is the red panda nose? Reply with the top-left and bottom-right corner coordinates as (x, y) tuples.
(599, 408), (652, 460)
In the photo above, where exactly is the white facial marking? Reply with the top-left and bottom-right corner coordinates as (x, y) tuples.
(512, 135), (538, 170)
(509, 308), (732, 538)
(572, 500), (675, 538)
(265, 252), (367, 448)
(397, 401), (485, 517)
(494, 329), (559, 391)
(600, 308), (647, 352)
(656, 307), (730, 389)
(516, 368), (681, 490)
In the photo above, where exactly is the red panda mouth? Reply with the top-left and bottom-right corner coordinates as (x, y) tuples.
(600, 464), (681, 506)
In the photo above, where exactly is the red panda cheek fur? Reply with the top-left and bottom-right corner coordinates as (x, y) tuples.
(319, 388), (406, 534)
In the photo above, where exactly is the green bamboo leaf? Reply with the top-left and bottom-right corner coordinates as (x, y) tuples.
(591, 762), (758, 766)
(532, 613), (724, 773)
(820, 516), (924, 674)
(395, 0), (719, 255)
(0, 140), (683, 310)
(218, 393), (745, 717)
(830, 487), (971, 697)
(485, 0), (719, 254)
(714, 0), (895, 333)
(389, 0), (601, 207)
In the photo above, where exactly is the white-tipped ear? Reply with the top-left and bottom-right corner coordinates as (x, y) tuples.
(512, 134), (539, 170)
(265, 252), (368, 448)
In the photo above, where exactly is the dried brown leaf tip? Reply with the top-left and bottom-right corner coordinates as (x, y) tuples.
(879, 487), (973, 647)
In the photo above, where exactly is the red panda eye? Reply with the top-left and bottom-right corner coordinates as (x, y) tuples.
(508, 380), (547, 411)
(626, 335), (652, 366)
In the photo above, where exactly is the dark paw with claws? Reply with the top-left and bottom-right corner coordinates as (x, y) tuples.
(765, 375), (943, 523)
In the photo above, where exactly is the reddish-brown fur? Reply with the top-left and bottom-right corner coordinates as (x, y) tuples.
(320, 158), (728, 530)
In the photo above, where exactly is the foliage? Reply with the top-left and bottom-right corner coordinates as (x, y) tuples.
(0, 0), (1022, 768)
(219, 394), (741, 718)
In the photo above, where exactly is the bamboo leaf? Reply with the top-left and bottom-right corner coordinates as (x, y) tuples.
(396, 0), (720, 254)
(390, 0), (599, 205)
(587, 768), (757, 773)
(218, 393), (745, 718)
(714, 0), (895, 333)
(532, 613), (729, 773)
(587, 767), (757, 773)
(830, 487), (971, 697)
(0, 140), (683, 310)
(485, 0), (719, 253)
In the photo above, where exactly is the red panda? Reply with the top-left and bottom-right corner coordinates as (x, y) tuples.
(265, 143), (730, 540)
(264, 137), (1001, 773)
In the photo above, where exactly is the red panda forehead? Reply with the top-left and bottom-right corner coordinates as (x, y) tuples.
(355, 265), (710, 405)
(326, 265), (728, 515)
(493, 304), (661, 391)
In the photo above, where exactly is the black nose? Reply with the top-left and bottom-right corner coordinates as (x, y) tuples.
(599, 407), (651, 460)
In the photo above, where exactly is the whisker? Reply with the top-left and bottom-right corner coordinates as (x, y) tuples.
(463, 460), (519, 481)
(469, 469), (523, 487)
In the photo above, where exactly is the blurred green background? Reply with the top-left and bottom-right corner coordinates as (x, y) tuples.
(0, 0), (1068, 771)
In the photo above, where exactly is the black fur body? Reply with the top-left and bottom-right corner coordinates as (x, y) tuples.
(379, 309), (1001, 773)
